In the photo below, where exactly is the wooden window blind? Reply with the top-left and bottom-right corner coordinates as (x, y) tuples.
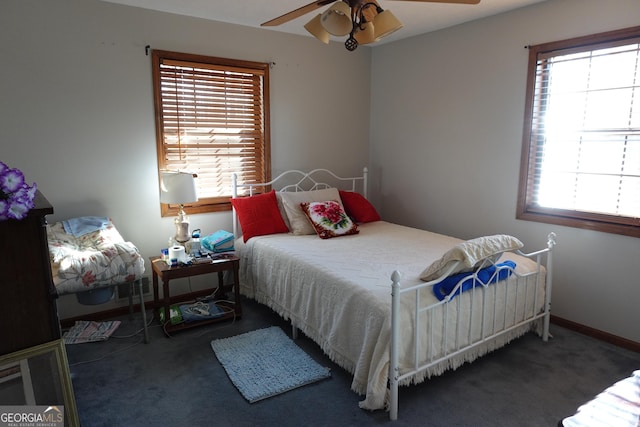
(152, 50), (271, 217)
(517, 26), (640, 238)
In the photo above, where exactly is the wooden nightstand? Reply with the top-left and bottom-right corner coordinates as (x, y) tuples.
(149, 254), (241, 336)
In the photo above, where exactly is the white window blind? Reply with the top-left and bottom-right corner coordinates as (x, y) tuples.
(518, 27), (640, 237)
(152, 50), (270, 216)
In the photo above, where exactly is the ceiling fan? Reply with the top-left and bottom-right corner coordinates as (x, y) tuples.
(261, 0), (480, 51)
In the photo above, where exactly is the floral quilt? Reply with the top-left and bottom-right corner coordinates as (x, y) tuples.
(47, 220), (145, 295)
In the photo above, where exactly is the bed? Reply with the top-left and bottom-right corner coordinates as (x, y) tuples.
(231, 168), (556, 420)
(46, 217), (148, 342)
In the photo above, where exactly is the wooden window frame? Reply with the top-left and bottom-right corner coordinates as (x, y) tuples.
(152, 50), (271, 217)
(517, 26), (640, 238)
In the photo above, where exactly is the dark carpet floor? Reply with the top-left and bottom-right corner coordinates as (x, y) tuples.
(64, 297), (639, 426)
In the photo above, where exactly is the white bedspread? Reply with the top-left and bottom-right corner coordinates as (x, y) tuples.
(236, 221), (544, 410)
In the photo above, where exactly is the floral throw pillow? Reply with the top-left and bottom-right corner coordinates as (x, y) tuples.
(301, 200), (359, 239)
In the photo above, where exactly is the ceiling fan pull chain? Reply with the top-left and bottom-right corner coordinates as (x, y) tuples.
(345, 17), (359, 51)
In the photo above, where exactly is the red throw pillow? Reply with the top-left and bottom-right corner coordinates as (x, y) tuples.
(338, 190), (381, 223)
(230, 190), (289, 242)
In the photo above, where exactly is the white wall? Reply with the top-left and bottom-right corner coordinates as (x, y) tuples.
(370, 0), (640, 342)
(0, 0), (371, 318)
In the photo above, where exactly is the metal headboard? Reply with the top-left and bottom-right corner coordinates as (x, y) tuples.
(232, 167), (368, 238)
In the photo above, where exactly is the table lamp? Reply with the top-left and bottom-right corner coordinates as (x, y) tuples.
(160, 171), (198, 244)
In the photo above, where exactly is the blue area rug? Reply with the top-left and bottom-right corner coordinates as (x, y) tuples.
(210, 326), (331, 403)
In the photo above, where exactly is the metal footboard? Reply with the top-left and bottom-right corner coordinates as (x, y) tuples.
(388, 232), (557, 421)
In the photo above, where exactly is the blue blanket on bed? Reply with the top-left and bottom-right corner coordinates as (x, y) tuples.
(432, 261), (516, 301)
(63, 216), (110, 237)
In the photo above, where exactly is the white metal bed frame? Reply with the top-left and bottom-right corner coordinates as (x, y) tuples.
(232, 167), (368, 238)
(231, 167), (556, 421)
(389, 232), (556, 420)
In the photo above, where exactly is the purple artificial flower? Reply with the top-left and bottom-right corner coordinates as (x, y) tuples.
(0, 168), (26, 194)
(7, 200), (30, 220)
(25, 183), (37, 209)
(0, 162), (37, 221)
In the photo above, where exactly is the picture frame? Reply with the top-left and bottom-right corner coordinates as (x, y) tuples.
(0, 339), (79, 427)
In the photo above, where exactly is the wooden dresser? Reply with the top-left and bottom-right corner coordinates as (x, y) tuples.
(0, 190), (60, 355)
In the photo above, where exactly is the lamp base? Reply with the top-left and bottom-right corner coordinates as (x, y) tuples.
(174, 205), (191, 244)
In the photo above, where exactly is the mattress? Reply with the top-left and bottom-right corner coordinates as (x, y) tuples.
(236, 220), (545, 410)
(47, 220), (145, 295)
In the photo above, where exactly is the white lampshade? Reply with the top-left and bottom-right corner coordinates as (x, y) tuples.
(160, 171), (198, 205)
(305, 14), (330, 44)
(354, 21), (375, 45)
(320, 1), (352, 36)
(373, 10), (403, 41)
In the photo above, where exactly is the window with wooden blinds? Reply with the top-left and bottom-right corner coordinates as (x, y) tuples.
(152, 50), (271, 217)
(517, 26), (640, 238)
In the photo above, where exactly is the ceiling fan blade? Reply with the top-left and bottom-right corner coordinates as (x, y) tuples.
(389, 0), (480, 3)
(261, 0), (338, 27)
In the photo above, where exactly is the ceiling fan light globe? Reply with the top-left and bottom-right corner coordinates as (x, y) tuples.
(305, 14), (331, 44)
(320, 1), (352, 36)
(354, 22), (375, 45)
(373, 10), (403, 41)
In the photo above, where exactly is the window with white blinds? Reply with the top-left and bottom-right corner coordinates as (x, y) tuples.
(152, 50), (271, 216)
(518, 26), (640, 238)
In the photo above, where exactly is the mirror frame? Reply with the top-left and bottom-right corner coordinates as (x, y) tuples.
(0, 339), (79, 426)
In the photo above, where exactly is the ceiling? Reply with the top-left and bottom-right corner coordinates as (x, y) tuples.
(100, 0), (547, 45)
